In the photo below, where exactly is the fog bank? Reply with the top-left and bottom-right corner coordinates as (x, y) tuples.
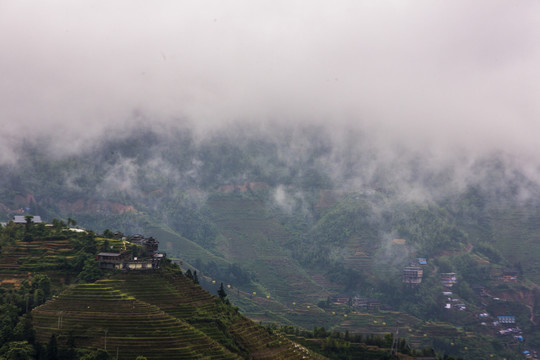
(1, 1), (539, 165)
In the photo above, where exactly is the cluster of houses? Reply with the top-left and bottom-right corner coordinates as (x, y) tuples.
(96, 234), (165, 271)
(443, 291), (466, 311)
(1, 215), (165, 271)
(478, 313), (523, 340)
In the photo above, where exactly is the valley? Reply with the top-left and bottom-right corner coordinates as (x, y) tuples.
(2, 126), (540, 359)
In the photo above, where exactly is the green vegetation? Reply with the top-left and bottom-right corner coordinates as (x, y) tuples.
(0, 225), (329, 359)
(3, 126), (540, 359)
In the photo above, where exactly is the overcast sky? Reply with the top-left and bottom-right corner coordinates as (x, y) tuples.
(1, 1), (539, 163)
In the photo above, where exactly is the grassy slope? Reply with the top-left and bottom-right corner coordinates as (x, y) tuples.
(143, 223), (230, 267)
(488, 205), (540, 283)
(207, 195), (327, 303)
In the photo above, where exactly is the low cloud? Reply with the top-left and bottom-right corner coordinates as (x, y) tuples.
(1, 1), (539, 187)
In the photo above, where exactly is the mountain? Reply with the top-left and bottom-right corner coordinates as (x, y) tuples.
(0, 225), (426, 359)
(2, 124), (540, 359)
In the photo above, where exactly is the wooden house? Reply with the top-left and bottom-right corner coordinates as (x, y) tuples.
(96, 252), (127, 269)
(331, 294), (350, 305)
(402, 267), (423, 285)
(128, 234), (159, 253)
(441, 272), (457, 287)
(96, 233), (165, 271)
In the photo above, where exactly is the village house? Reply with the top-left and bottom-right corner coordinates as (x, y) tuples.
(502, 270), (518, 281)
(402, 266), (423, 285)
(441, 272), (457, 287)
(497, 316), (516, 324)
(2, 215), (44, 227)
(331, 294), (350, 305)
(96, 252), (128, 269)
(128, 234), (159, 253)
(352, 297), (380, 310)
(13, 215), (43, 224)
(97, 234), (165, 271)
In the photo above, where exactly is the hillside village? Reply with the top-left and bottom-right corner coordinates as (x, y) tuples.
(1, 210), (538, 359)
(0, 215), (416, 359)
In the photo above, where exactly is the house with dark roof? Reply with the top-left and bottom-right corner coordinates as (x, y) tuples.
(96, 252), (128, 269)
(128, 234), (159, 253)
(96, 251), (163, 270)
(96, 234), (165, 271)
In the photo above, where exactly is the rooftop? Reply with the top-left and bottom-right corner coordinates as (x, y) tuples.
(97, 252), (123, 257)
(13, 215), (43, 223)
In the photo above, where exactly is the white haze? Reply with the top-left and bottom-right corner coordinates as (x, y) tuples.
(1, 0), (540, 170)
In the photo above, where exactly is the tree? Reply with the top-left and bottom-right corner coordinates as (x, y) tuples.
(45, 334), (58, 360)
(12, 315), (35, 344)
(24, 216), (34, 232)
(80, 349), (111, 360)
(185, 269), (193, 281)
(0, 341), (35, 360)
(22, 216), (34, 242)
(77, 259), (103, 283)
(32, 274), (51, 299)
(0, 221), (22, 244)
(217, 282), (227, 302)
(193, 271), (199, 285)
(0, 304), (19, 345)
(51, 219), (66, 234)
(100, 240), (110, 252)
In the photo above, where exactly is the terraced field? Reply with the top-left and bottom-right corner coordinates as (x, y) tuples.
(0, 237), (72, 269)
(0, 236), (74, 287)
(32, 281), (239, 360)
(108, 272), (316, 359)
(342, 234), (377, 272)
(489, 207), (540, 283)
(33, 272), (321, 359)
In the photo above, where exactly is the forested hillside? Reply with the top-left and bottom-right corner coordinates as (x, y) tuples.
(2, 124), (540, 359)
(0, 220), (432, 359)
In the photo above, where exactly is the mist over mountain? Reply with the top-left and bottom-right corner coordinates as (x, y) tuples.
(2, 2), (540, 358)
(2, 1), (540, 167)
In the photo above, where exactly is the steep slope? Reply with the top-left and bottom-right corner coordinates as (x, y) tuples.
(32, 281), (239, 360)
(105, 272), (320, 359)
(207, 194), (326, 303)
(32, 272), (325, 360)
